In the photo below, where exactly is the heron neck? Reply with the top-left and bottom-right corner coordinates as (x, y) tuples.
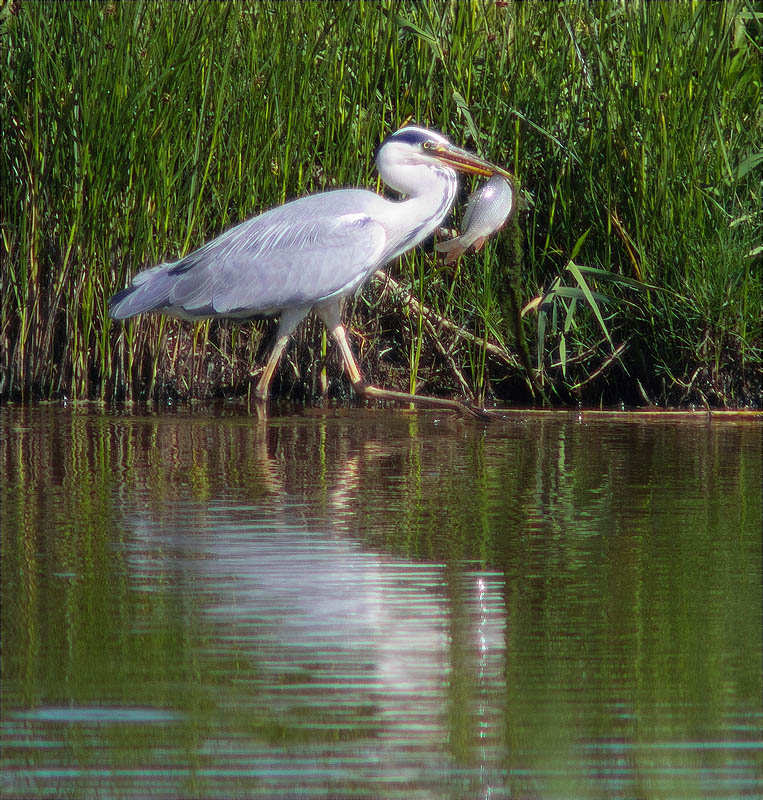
(387, 169), (458, 259)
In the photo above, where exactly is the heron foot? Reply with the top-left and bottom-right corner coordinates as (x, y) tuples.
(253, 397), (268, 421)
(354, 382), (497, 421)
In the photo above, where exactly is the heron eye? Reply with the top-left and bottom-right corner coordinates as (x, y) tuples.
(422, 140), (435, 151)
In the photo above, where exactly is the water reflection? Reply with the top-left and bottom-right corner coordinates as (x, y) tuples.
(1, 405), (761, 798)
(116, 416), (509, 797)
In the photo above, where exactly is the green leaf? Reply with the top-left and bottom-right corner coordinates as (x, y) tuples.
(563, 296), (578, 334)
(573, 265), (688, 300)
(452, 91), (480, 144)
(569, 228), (590, 262)
(547, 285), (612, 306)
(537, 310), (547, 374)
(551, 293), (558, 334)
(736, 151), (763, 182)
(396, 15), (442, 56)
(565, 261), (614, 348)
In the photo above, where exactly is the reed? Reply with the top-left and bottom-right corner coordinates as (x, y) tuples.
(1, 1), (760, 406)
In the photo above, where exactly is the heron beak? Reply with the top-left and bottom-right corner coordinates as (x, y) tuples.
(428, 142), (515, 181)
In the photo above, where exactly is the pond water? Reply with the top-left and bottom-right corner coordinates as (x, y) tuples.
(1, 404), (761, 799)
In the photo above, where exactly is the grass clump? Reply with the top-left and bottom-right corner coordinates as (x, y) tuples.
(1, 1), (760, 407)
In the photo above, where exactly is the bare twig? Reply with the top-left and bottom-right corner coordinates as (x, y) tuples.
(372, 270), (521, 371)
(570, 340), (628, 389)
(421, 314), (474, 400)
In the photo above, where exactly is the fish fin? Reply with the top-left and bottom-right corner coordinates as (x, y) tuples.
(435, 238), (460, 253)
(436, 238), (466, 263)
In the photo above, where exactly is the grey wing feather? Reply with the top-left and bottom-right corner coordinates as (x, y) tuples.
(110, 190), (389, 320)
(180, 212), (386, 315)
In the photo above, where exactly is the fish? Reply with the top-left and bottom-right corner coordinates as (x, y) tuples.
(435, 174), (515, 263)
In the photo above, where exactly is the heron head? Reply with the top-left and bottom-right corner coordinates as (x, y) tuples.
(376, 125), (514, 187)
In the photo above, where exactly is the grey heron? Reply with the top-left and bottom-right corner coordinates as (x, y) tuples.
(108, 126), (515, 415)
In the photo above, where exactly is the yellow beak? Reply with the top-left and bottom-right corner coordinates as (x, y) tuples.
(426, 141), (515, 181)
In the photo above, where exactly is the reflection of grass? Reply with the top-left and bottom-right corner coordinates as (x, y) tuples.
(1, 3), (760, 406)
(1, 408), (761, 796)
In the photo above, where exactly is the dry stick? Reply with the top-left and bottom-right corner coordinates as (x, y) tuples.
(422, 314), (474, 399)
(372, 270), (521, 371)
(570, 341), (628, 390)
(548, 335), (610, 369)
(636, 379), (653, 407)
(677, 366), (702, 405)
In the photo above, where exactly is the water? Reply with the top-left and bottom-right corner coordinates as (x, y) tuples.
(1, 404), (761, 799)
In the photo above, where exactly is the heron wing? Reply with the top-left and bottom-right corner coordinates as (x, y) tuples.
(165, 192), (389, 316)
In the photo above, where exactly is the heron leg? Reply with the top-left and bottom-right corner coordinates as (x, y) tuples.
(254, 334), (290, 403)
(322, 314), (365, 389)
(315, 300), (495, 421)
(254, 307), (309, 406)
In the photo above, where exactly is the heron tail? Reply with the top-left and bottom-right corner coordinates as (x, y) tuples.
(108, 263), (175, 320)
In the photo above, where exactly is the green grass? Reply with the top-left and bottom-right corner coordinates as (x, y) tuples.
(1, 0), (761, 407)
